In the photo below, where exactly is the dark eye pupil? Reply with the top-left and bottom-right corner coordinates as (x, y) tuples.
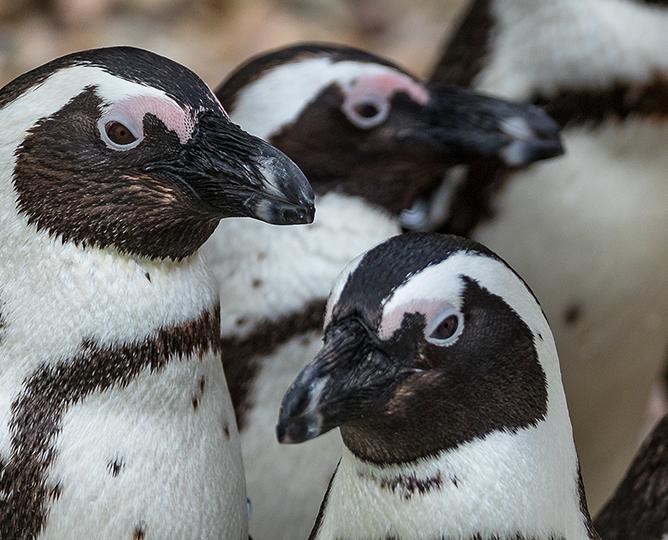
(431, 315), (458, 340)
(105, 122), (137, 145)
(353, 102), (380, 118)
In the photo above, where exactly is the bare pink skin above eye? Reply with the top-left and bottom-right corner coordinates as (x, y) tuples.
(107, 95), (196, 144)
(344, 72), (429, 108)
(379, 299), (454, 340)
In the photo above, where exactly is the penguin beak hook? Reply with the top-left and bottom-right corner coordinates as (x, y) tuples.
(238, 141), (316, 225)
(277, 319), (397, 444)
(185, 113), (315, 225)
(407, 83), (564, 167)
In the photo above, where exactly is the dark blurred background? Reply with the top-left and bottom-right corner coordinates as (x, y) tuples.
(0, 0), (466, 88)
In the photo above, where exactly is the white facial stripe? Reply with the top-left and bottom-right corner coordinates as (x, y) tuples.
(0, 65), (179, 149)
(324, 251), (367, 329)
(229, 57), (421, 140)
(381, 252), (548, 341)
(479, 0), (668, 99)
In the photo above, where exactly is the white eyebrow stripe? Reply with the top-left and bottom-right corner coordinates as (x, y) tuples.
(1, 65), (178, 147)
(230, 57), (421, 140)
(381, 252), (548, 340)
(324, 251), (366, 329)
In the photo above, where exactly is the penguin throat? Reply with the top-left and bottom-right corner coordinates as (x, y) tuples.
(315, 435), (595, 540)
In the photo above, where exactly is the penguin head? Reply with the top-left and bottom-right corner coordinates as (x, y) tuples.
(278, 233), (556, 463)
(217, 43), (562, 216)
(2, 47), (314, 260)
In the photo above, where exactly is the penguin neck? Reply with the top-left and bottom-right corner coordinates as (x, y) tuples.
(315, 334), (596, 539)
(0, 161), (218, 376)
(470, 0), (668, 101)
(208, 191), (400, 336)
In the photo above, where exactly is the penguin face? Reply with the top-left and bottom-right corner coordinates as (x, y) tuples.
(4, 47), (314, 260)
(217, 44), (562, 215)
(278, 233), (551, 463)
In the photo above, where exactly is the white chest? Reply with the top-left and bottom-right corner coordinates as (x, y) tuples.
(315, 427), (590, 540)
(0, 234), (247, 539)
(40, 349), (244, 540)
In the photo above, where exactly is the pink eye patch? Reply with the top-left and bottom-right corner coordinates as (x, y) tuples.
(343, 72), (429, 108)
(379, 299), (453, 340)
(105, 95), (196, 144)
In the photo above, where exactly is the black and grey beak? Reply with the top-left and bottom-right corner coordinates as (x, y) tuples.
(182, 112), (315, 225)
(277, 319), (400, 444)
(401, 83), (564, 167)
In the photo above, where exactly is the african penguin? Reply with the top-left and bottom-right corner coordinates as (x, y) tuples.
(204, 43), (564, 540)
(422, 0), (668, 510)
(278, 232), (597, 540)
(0, 47), (313, 540)
(594, 413), (668, 539)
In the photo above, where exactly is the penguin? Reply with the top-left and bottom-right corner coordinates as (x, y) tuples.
(205, 43), (564, 540)
(594, 413), (668, 539)
(278, 232), (598, 540)
(0, 47), (313, 540)
(420, 0), (668, 510)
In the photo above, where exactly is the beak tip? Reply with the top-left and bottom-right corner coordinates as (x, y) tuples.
(276, 397), (325, 444)
(276, 422), (290, 444)
(499, 133), (564, 167)
(261, 200), (315, 226)
(275, 417), (309, 445)
(247, 141), (316, 225)
(305, 203), (316, 224)
(497, 114), (564, 166)
(297, 182), (316, 224)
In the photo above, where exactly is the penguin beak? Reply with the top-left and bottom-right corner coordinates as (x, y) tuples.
(181, 112), (315, 225)
(399, 83), (564, 167)
(277, 319), (399, 444)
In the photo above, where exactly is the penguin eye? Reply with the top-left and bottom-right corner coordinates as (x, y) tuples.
(343, 96), (389, 129)
(105, 122), (137, 146)
(354, 102), (381, 119)
(98, 116), (142, 151)
(425, 307), (464, 346)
